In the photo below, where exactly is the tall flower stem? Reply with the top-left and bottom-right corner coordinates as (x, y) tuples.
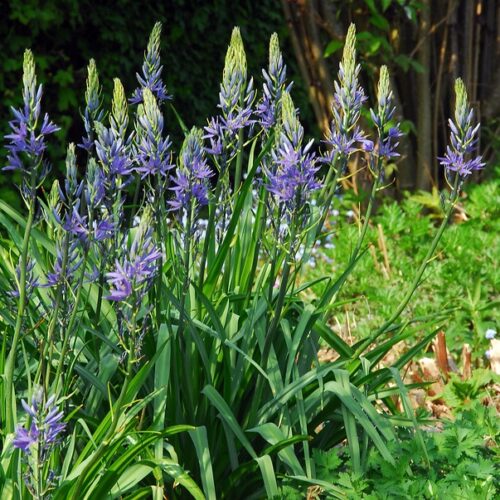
(4, 191), (36, 433)
(267, 205), (283, 307)
(353, 175), (461, 357)
(36, 232), (70, 392)
(233, 128), (244, 191)
(53, 249), (90, 394)
(350, 164), (381, 263)
(315, 159), (345, 239)
(179, 204), (197, 413)
(154, 175), (167, 327)
(262, 218), (297, 370)
(198, 166), (223, 291)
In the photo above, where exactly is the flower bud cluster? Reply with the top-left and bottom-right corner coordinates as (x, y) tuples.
(170, 127), (213, 212)
(266, 92), (320, 211)
(324, 24), (367, 161)
(439, 78), (484, 178)
(130, 22), (171, 105)
(256, 33), (290, 130)
(204, 28), (255, 157)
(4, 50), (59, 193)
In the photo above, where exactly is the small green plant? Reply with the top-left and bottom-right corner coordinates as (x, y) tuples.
(293, 402), (499, 499)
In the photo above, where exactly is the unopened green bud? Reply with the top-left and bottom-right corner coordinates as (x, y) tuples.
(281, 91), (302, 142)
(138, 87), (161, 138)
(22, 49), (37, 115)
(342, 24), (357, 84)
(65, 143), (78, 192)
(454, 78), (468, 128)
(269, 33), (281, 77)
(112, 78), (128, 135)
(377, 65), (391, 109)
(223, 27), (247, 83)
(85, 59), (100, 111)
(147, 22), (162, 65)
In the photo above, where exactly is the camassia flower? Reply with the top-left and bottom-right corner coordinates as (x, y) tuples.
(13, 389), (65, 454)
(4, 50), (59, 188)
(106, 208), (161, 302)
(204, 27), (255, 156)
(134, 88), (174, 179)
(130, 22), (171, 105)
(266, 92), (320, 210)
(323, 24), (367, 162)
(169, 127), (213, 212)
(362, 65), (403, 162)
(256, 33), (290, 130)
(439, 78), (484, 178)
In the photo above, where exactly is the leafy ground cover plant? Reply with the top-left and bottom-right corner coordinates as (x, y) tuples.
(282, 401), (498, 499)
(0, 21), (486, 498)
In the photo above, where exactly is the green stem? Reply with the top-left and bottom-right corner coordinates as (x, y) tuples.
(234, 126), (244, 191)
(4, 193), (36, 433)
(198, 167), (223, 292)
(177, 204), (193, 339)
(39, 232), (70, 393)
(155, 176), (167, 328)
(53, 249), (89, 394)
(315, 161), (344, 240)
(350, 168), (381, 264)
(262, 219), (296, 370)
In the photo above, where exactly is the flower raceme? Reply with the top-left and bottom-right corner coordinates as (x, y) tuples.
(363, 65), (403, 162)
(204, 28), (255, 156)
(256, 33), (290, 130)
(170, 128), (213, 212)
(324, 24), (367, 161)
(95, 80), (134, 180)
(130, 21), (171, 105)
(266, 92), (320, 209)
(134, 88), (174, 179)
(13, 389), (65, 454)
(4, 50), (59, 185)
(79, 59), (103, 152)
(106, 208), (162, 303)
(439, 78), (484, 178)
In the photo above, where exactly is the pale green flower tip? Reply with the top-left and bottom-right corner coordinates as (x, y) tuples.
(378, 65), (390, 104)
(23, 48), (35, 73)
(141, 86), (155, 109)
(281, 91), (298, 127)
(230, 27), (244, 52)
(66, 142), (76, 159)
(23, 48), (36, 88)
(86, 59), (99, 88)
(269, 33), (280, 64)
(112, 78), (128, 122)
(49, 179), (60, 209)
(85, 59), (101, 112)
(343, 24), (357, 73)
(454, 77), (468, 122)
(94, 120), (106, 137)
(181, 127), (203, 155)
(112, 78), (125, 99)
(224, 27), (247, 79)
(148, 22), (163, 54)
(65, 143), (77, 181)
